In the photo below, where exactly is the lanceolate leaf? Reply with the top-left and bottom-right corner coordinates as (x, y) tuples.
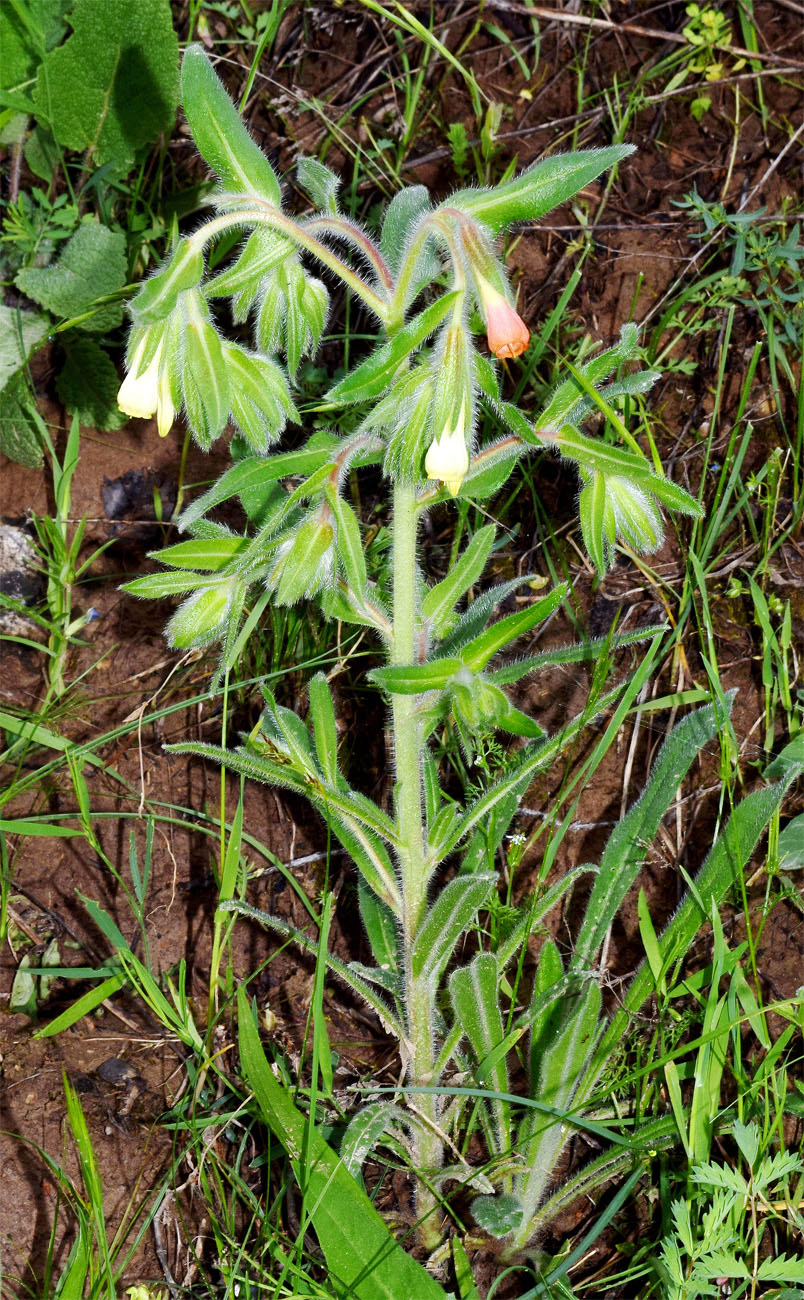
(181, 45), (281, 203)
(325, 292), (461, 405)
(422, 524), (497, 634)
(449, 954), (509, 1150)
(177, 439), (338, 531)
(411, 874), (496, 980)
(237, 989), (447, 1299)
(446, 146), (634, 234)
(586, 778), (791, 1092)
(458, 586), (568, 671)
(572, 698), (727, 971)
(370, 658), (462, 696)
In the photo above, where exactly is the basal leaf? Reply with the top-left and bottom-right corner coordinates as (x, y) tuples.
(16, 221), (126, 333)
(237, 987), (448, 1299)
(55, 338), (126, 429)
(34, 0), (179, 167)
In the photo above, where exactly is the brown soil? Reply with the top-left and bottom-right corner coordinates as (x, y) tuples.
(1, 3), (803, 1296)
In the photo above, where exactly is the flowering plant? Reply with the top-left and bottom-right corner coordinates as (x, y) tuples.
(117, 48), (787, 1277)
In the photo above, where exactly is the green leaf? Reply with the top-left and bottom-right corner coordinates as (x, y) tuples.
(0, 372), (44, 467)
(130, 240), (205, 327)
(370, 658), (462, 696)
(122, 570), (220, 599)
(459, 586), (568, 671)
(0, 304), (49, 391)
(411, 874), (496, 980)
(182, 315), (230, 447)
(422, 524), (497, 634)
(16, 221), (126, 333)
(587, 779), (792, 1093)
(470, 1194), (523, 1238)
(339, 1101), (409, 1178)
(447, 146), (635, 234)
(177, 438), (338, 532)
(55, 338), (126, 429)
(308, 672), (340, 785)
(328, 488), (367, 595)
(579, 472), (611, 575)
(181, 44), (281, 203)
(1, 0), (71, 92)
(325, 292), (461, 405)
(297, 155), (340, 211)
(33, 0), (179, 167)
(450, 953), (509, 1148)
(572, 699), (725, 970)
(206, 227), (296, 301)
(358, 878), (398, 973)
(237, 987), (449, 1299)
(380, 186), (430, 277)
(157, 537), (249, 571)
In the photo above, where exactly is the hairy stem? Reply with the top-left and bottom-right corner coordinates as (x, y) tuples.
(189, 205), (390, 324)
(390, 480), (443, 1248)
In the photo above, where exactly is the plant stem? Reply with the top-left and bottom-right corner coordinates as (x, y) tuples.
(390, 480), (443, 1247)
(189, 206), (390, 324)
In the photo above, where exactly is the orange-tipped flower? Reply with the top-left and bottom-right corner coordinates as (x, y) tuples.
(476, 274), (530, 360)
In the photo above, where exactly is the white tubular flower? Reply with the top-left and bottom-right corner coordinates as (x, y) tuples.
(425, 408), (470, 497)
(118, 335), (175, 437)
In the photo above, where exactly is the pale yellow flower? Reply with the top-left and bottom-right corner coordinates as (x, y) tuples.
(425, 408), (470, 496)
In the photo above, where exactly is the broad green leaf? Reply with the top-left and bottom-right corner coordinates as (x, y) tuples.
(55, 338), (126, 430)
(411, 874), (496, 980)
(237, 987), (448, 1299)
(447, 146), (634, 234)
(1, 0), (71, 92)
(325, 292), (460, 405)
(16, 220), (126, 333)
(0, 304), (49, 390)
(470, 1194), (523, 1238)
(33, 0), (179, 167)
(572, 698), (725, 970)
(370, 658), (462, 696)
(182, 45), (281, 203)
(422, 525), (497, 634)
(0, 372), (44, 467)
(778, 811), (804, 870)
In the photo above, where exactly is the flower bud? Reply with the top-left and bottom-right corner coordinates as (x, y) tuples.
(475, 273), (529, 360)
(425, 407), (470, 497)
